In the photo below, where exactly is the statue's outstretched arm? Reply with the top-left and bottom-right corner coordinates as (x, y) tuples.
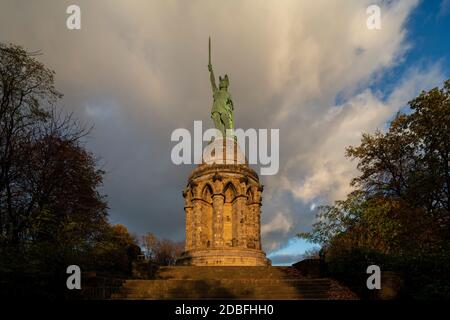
(208, 64), (217, 92)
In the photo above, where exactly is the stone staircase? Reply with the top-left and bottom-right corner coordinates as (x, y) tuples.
(111, 266), (356, 300)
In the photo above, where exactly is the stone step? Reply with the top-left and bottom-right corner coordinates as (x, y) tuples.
(114, 293), (330, 299)
(111, 293), (329, 300)
(120, 286), (330, 293)
(112, 278), (331, 300)
(111, 289), (330, 299)
(122, 279), (330, 287)
(117, 284), (329, 291)
(109, 266), (353, 300)
(112, 286), (330, 299)
(152, 266), (304, 280)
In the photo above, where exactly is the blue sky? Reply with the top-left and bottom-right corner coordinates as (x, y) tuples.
(269, 0), (450, 265)
(371, 0), (450, 99)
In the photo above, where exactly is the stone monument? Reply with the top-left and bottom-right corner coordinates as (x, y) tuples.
(177, 38), (270, 266)
(109, 39), (355, 301)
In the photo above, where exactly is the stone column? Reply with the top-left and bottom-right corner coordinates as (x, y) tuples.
(183, 189), (193, 251)
(243, 184), (262, 250)
(256, 209), (262, 250)
(246, 203), (257, 249)
(189, 183), (202, 250)
(235, 176), (249, 248)
(231, 200), (241, 247)
(185, 206), (193, 250)
(212, 194), (225, 248)
(255, 185), (263, 250)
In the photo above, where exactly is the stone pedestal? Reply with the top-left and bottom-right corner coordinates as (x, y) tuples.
(177, 137), (270, 266)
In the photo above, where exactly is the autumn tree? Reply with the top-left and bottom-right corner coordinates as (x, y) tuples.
(141, 232), (158, 260)
(343, 79), (449, 254)
(1, 43), (59, 243)
(89, 224), (141, 275)
(154, 238), (184, 266)
(0, 43), (144, 283)
(140, 232), (184, 266)
(300, 79), (450, 298)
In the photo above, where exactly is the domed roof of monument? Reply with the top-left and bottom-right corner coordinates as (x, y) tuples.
(202, 136), (247, 165)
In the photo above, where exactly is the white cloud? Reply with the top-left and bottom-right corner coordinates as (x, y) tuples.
(261, 211), (292, 236)
(279, 66), (445, 205)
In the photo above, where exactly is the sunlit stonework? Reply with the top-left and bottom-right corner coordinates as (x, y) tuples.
(177, 137), (270, 266)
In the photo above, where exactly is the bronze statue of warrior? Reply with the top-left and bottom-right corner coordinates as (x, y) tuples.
(208, 37), (234, 137)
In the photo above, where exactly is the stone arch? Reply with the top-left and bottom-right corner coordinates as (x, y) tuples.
(223, 181), (237, 203)
(201, 183), (213, 203)
(190, 181), (201, 198)
(222, 181), (237, 247)
(199, 183), (213, 249)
